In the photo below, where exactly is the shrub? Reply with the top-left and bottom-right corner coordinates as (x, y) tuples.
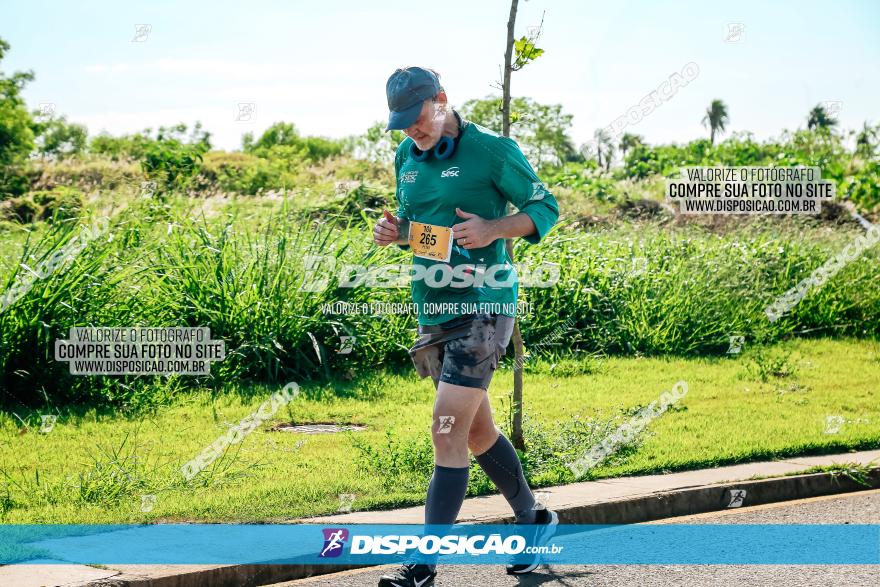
(0, 37), (35, 198)
(89, 132), (154, 161)
(33, 115), (88, 159)
(198, 151), (282, 195)
(31, 186), (85, 221)
(307, 183), (391, 219)
(0, 196), (38, 223)
(244, 122), (345, 163)
(31, 156), (143, 194)
(842, 161), (880, 212)
(139, 139), (207, 199)
(624, 144), (666, 179)
(615, 198), (671, 220)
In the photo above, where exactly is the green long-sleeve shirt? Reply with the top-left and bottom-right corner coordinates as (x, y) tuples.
(393, 115), (559, 326)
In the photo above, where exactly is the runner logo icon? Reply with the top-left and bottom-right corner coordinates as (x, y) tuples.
(320, 528), (348, 557)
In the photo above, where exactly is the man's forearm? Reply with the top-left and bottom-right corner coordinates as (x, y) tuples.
(489, 212), (537, 240)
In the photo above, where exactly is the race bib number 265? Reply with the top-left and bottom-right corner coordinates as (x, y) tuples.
(408, 220), (452, 262)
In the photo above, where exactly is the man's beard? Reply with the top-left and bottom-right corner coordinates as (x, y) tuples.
(413, 134), (438, 151)
(413, 108), (448, 151)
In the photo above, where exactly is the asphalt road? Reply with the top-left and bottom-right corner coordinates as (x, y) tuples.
(276, 489), (880, 587)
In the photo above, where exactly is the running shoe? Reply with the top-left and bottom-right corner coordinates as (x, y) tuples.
(505, 505), (559, 574)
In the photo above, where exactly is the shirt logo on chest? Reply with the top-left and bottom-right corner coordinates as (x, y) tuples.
(400, 170), (419, 184)
(440, 166), (460, 178)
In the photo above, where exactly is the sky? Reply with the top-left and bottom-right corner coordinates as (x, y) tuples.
(4, 0), (879, 151)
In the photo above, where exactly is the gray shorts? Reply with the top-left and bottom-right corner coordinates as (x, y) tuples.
(408, 312), (515, 390)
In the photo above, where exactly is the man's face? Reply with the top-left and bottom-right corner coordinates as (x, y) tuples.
(403, 98), (447, 151)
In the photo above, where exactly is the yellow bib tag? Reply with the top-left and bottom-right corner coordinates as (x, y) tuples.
(408, 220), (453, 262)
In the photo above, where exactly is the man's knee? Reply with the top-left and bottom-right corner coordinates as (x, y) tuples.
(468, 424), (500, 453)
(432, 414), (465, 447)
(432, 431), (470, 462)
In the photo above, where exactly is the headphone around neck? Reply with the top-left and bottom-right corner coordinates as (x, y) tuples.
(409, 109), (467, 162)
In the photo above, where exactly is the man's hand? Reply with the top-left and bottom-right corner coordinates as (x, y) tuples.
(374, 209), (402, 246)
(452, 208), (498, 249)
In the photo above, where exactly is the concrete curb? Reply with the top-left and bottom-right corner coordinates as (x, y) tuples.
(70, 464), (879, 587)
(558, 467), (880, 524)
(1, 455), (874, 587)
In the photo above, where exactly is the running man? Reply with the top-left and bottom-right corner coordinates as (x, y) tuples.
(372, 66), (560, 587)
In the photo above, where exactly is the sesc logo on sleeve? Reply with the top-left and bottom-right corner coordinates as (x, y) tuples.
(408, 220), (452, 262)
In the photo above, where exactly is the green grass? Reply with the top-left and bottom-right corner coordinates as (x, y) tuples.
(2, 190), (878, 408)
(1, 337), (877, 524)
(789, 462), (878, 487)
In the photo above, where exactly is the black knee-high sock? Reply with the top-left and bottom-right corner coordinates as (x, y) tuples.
(420, 464), (469, 571)
(474, 433), (537, 523)
(425, 464), (470, 525)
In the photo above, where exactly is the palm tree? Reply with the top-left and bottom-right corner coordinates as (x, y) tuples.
(701, 99), (729, 145)
(619, 132), (643, 160)
(807, 104), (838, 131)
(594, 128), (615, 171)
(855, 121), (876, 157)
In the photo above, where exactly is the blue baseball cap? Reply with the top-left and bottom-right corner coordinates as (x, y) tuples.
(385, 66), (442, 132)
